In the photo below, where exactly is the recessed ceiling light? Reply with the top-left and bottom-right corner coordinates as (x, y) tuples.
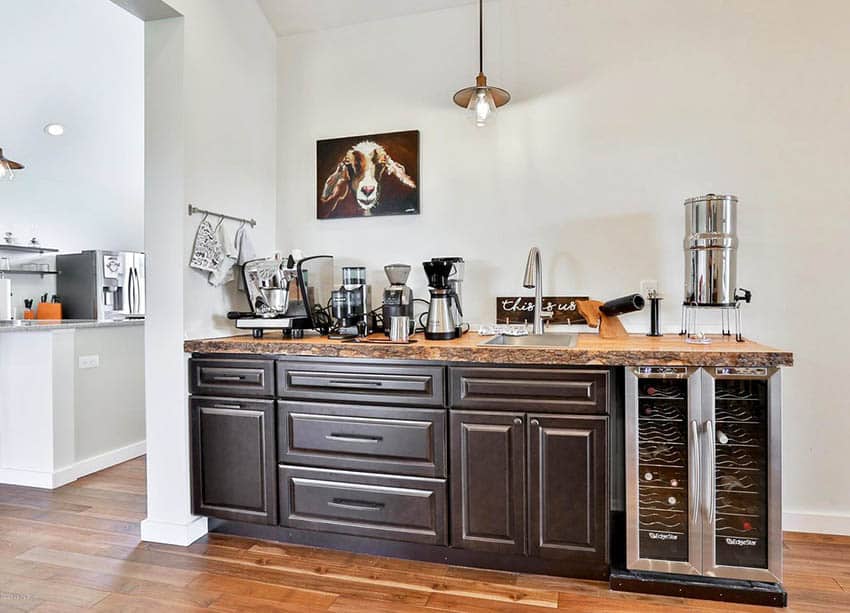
(44, 123), (65, 136)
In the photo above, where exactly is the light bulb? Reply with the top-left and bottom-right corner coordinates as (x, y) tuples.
(467, 87), (496, 127)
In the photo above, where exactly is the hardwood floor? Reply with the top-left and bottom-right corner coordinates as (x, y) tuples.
(0, 457), (847, 612)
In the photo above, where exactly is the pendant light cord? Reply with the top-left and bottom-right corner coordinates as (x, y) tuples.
(478, 0), (484, 74)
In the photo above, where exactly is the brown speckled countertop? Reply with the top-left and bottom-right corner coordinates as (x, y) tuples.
(184, 333), (792, 367)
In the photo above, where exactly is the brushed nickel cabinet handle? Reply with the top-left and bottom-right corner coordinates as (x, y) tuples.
(328, 498), (385, 511)
(327, 379), (383, 388)
(326, 433), (383, 444)
(513, 418), (523, 425)
(530, 419), (540, 427)
(210, 375), (244, 382)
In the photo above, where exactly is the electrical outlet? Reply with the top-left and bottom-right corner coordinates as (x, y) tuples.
(78, 355), (100, 369)
(640, 280), (659, 297)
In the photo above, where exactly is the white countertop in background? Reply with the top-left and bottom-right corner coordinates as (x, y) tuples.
(0, 319), (145, 333)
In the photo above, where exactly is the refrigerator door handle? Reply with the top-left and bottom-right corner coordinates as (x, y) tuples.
(704, 419), (716, 523)
(689, 420), (701, 524)
(132, 267), (139, 313)
(129, 268), (136, 313)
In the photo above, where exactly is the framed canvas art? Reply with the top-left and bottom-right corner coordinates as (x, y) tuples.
(317, 130), (419, 219)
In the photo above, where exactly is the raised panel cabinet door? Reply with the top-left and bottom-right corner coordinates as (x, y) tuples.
(528, 414), (608, 567)
(190, 397), (277, 524)
(450, 411), (526, 554)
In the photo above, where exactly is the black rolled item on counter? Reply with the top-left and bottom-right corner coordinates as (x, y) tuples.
(599, 293), (646, 317)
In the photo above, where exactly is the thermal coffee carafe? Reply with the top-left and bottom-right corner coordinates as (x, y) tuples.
(381, 264), (414, 336)
(422, 259), (464, 340)
(429, 257), (465, 337)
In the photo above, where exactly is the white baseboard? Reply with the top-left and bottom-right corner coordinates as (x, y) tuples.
(141, 515), (208, 546)
(784, 511), (850, 536)
(0, 468), (57, 489)
(0, 440), (146, 489)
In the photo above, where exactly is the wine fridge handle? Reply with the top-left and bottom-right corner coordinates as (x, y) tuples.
(689, 420), (701, 524)
(704, 419), (716, 523)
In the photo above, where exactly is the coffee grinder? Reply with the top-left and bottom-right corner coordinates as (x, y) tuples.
(381, 264), (414, 336)
(330, 266), (371, 338)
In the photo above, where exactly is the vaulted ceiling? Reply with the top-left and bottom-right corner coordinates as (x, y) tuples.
(257, 0), (476, 36)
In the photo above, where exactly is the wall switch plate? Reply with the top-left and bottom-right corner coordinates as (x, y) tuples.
(79, 355), (100, 369)
(640, 280), (659, 297)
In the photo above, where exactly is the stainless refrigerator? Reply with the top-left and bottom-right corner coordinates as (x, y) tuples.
(57, 250), (145, 320)
(625, 366), (781, 583)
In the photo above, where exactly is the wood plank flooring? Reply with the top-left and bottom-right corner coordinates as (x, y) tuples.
(0, 458), (846, 612)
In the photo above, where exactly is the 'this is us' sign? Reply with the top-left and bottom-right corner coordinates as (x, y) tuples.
(496, 296), (589, 325)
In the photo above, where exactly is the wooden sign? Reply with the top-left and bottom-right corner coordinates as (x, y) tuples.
(496, 296), (589, 325)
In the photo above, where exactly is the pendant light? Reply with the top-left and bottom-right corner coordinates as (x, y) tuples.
(0, 148), (24, 181)
(453, 0), (510, 127)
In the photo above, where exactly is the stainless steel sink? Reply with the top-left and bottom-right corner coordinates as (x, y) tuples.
(480, 333), (579, 348)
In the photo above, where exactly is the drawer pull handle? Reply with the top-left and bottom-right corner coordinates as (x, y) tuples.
(326, 433), (383, 444)
(328, 498), (385, 511)
(326, 379), (384, 388)
(210, 375), (244, 382)
(208, 404), (242, 410)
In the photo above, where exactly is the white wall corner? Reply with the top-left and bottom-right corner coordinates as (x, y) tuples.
(784, 512), (850, 537)
(140, 515), (208, 546)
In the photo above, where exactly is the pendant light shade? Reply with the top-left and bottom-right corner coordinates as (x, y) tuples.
(0, 148), (24, 181)
(453, 0), (510, 127)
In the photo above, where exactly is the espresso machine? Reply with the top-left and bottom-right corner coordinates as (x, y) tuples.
(227, 253), (334, 338)
(381, 264), (414, 335)
(422, 259), (464, 340)
(329, 266), (371, 338)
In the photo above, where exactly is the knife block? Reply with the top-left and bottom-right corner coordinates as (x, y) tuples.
(37, 302), (62, 320)
(576, 299), (629, 339)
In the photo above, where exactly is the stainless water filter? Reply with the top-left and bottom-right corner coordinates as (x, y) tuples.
(684, 194), (738, 306)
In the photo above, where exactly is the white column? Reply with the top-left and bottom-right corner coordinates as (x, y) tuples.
(140, 16), (207, 546)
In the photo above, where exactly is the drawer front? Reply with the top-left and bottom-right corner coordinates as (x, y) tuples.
(449, 367), (609, 414)
(279, 466), (447, 545)
(277, 360), (444, 407)
(190, 358), (274, 398)
(279, 402), (446, 477)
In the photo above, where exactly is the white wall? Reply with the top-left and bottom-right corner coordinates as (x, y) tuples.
(178, 0), (278, 340)
(0, 0), (144, 314)
(141, 0), (277, 545)
(276, 0), (850, 533)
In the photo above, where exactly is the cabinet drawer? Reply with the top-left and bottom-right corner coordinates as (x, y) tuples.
(190, 358), (274, 398)
(449, 367), (609, 414)
(279, 466), (447, 545)
(278, 360), (444, 407)
(279, 402), (446, 477)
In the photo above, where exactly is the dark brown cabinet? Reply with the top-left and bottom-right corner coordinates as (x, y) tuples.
(528, 414), (608, 563)
(190, 397), (277, 524)
(450, 411), (526, 554)
(450, 409), (609, 573)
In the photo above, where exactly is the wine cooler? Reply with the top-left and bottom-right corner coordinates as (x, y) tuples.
(626, 366), (781, 583)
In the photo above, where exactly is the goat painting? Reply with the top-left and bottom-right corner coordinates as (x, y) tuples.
(317, 130), (419, 219)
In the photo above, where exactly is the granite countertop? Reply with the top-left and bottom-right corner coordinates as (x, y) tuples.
(0, 319), (145, 333)
(184, 332), (793, 367)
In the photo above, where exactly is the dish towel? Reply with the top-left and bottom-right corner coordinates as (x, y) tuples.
(208, 223), (237, 287)
(234, 223), (257, 291)
(189, 215), (225, 272)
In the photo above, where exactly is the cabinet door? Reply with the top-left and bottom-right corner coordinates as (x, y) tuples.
(450, 411), (526, 554)
(190, 397), (277, 524)
(528, 414), (608, 565)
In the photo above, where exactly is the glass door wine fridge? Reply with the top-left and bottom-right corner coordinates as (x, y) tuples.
(626, 366), (782, 583)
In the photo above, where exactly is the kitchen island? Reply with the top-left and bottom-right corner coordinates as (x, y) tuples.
(184, 332), (792, 606)
(0, 319), (145, 488)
